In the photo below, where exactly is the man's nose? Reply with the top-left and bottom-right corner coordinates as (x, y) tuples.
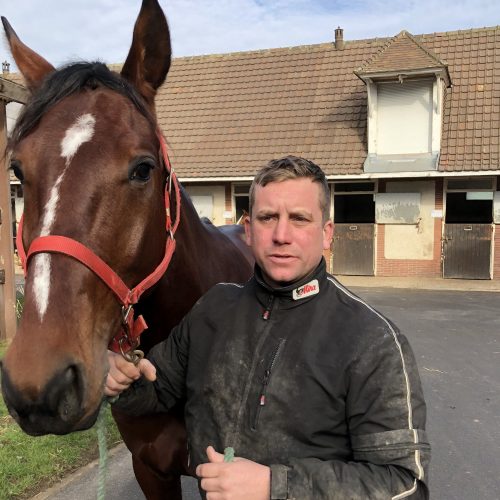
(272, 218), (292, 244)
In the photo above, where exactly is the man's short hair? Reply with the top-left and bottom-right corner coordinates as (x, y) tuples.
(249, 156), (331, 222)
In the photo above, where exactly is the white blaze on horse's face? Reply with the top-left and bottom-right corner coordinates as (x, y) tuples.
(32, 114), (96, 321)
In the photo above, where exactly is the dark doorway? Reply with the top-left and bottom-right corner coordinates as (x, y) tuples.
(443, 191), (493, 279)
(332, 184), (375, 276)
(445, 193), (492, 223)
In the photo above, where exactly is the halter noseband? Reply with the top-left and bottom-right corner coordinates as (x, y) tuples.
(16, 131), (181, 359)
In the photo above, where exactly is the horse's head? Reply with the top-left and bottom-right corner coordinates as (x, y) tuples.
(1, 0), (172, 435)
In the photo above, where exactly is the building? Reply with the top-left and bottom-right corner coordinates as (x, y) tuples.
(6, 26), (500, 279)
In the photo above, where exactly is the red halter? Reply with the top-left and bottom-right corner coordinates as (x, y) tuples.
(16, 132), (181, 358)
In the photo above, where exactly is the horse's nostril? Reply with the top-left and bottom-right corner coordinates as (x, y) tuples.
(46, 364), (83, 422)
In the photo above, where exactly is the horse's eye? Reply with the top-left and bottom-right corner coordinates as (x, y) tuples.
(10, 161), (24, 183)
(129, 162), (154, 182)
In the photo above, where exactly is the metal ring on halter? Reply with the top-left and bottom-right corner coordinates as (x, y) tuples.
(122, 349), (145, 366)
(118, 336), (144, 365)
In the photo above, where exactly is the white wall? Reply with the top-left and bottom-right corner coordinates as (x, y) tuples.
(384, 180), (436, 260)
(184, 185), (226, 226)
(6, 102), (22, 134)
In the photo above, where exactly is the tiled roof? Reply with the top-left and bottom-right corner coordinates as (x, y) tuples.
(355, 30), (449, 77)
(4, 26), (500, 177)
(155, 26), (499, 177)
(157, 41), (375, 178)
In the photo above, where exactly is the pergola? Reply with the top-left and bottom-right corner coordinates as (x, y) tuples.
(0, 73), (28, 341)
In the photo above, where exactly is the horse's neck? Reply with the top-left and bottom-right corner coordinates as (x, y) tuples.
(139, 192), (249, 348)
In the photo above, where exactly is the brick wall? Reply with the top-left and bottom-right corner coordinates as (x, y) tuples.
(493, 225), (500, 279)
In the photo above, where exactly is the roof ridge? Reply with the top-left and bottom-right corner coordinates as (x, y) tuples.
(169, 24), (500, 64)
(400, 30), (446, 67)
(417, 24), (500, 38)
(170, 42), (334, 62)
(355, 29), (449, 74)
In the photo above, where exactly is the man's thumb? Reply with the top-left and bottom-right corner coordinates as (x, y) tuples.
(206, 446), (224, 463)
(138, 359), (157, 381)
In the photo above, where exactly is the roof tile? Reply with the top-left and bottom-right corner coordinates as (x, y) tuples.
(5, 26), (499, 177)
(152, 25), (500, 177)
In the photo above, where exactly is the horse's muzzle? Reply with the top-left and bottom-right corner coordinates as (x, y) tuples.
(0, 361), (95, 435)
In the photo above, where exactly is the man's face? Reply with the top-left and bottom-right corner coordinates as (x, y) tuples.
(244, 178), (333, 287)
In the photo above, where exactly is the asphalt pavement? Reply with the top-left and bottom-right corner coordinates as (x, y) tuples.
(30, 282), (500, 500)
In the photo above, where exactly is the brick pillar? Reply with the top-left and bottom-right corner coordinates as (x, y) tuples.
(224, 183), (232, 225)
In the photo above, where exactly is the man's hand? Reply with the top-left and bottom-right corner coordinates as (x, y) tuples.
(104, 350), (156, 397)
(196, 446), (270, 500)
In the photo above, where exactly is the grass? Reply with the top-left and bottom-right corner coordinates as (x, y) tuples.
(0, 341), (123, 499)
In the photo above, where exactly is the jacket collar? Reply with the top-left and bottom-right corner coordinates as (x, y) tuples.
(253, 258), (328, 309)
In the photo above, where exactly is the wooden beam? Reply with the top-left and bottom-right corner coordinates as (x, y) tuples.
(0, 76), (29, 104)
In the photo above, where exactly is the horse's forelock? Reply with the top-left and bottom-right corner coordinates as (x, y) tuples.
(8, 61), (156, 152)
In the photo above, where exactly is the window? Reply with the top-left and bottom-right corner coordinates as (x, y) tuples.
(445, 178), (494, 224)
(233, 183), (251, 223)
(376, 80), (432, 155)
(364, 77), (443, 173)
(333, 181), (376, 223)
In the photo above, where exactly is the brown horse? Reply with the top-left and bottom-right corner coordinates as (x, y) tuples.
(0, 0), (253, 497)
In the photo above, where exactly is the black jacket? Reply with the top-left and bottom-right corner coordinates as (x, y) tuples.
(115, 259), (430, 499)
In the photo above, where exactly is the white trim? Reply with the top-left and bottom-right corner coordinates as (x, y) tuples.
(178, 171), (500, 183)
(179, 176), (254, 183)
(326, 276), (425, 496)
(327, 277), (414, 428)
(392, 479), (418, 499)
(217, 282), (244, 288)
(326, 170), (500, 180)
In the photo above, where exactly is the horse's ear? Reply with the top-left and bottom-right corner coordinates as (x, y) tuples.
(1, 16), (55, 92)
(121, 0), (172, 108)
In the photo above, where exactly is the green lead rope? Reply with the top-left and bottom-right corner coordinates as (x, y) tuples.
(224, 446), (235, 463)
(96, 398), (115, 500)
(96, 400), (108, 500)
(97, 398), (233, 500)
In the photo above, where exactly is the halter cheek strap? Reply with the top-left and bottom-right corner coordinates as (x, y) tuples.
(16, 131), (181, 355)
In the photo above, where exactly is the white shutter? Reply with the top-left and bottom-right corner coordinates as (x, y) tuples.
(376, 80), (432, 155)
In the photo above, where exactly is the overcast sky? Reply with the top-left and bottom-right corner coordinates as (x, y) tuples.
(1, 0), (499, 70)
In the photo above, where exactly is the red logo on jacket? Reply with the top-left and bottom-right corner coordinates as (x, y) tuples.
(293, 279), (319, 300)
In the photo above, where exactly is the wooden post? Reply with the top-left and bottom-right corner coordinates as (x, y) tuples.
(0, 98), (17, 342)
(0, 75), (28, 342)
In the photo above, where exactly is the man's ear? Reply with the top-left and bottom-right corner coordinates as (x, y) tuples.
(244, 215), (252, 247)
(322, 220), (334, 250)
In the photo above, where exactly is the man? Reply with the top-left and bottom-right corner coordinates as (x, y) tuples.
(106, 156), (430, 499)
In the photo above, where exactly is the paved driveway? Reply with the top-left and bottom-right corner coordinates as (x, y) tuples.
(358, 287), (500, 500)
(35, 287), (500, 500)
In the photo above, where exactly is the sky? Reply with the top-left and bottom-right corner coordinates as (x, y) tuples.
(1, 0), (499, 71)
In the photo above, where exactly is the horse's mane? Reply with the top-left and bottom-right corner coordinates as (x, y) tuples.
(8, 61), (156, 152)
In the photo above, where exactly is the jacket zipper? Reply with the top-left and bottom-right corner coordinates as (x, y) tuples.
(252, 338), (286, 430)
(262, 295), (274, 320)
(227, 293), (276, 447)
